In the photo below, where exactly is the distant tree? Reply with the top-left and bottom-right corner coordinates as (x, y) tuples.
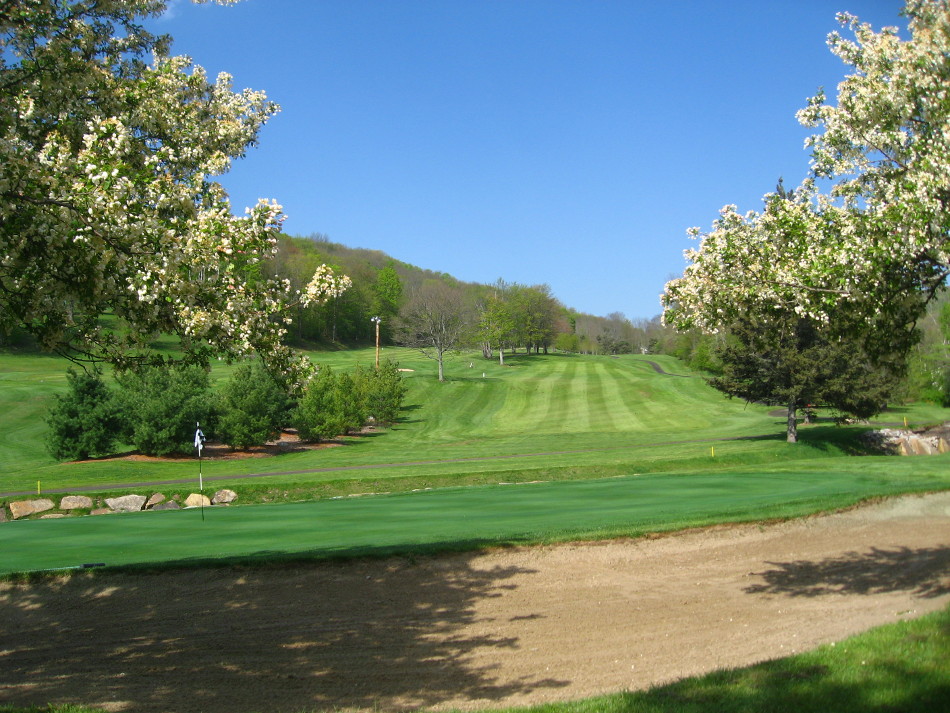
(371, 264), (404, 341)
(509, 284), (560, 353)
(906, 296), (950, 406)
(397, 281), (472, 381)
(115, 365), (216, 456)
(476, 280), (516, 364)
(45, 368), (122, 461)
(216, 362), (292, 449)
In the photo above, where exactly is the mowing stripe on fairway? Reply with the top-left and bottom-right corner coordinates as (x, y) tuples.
(2, 461), (947, 576)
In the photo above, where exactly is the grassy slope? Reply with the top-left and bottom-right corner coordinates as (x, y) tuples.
(3, 347), (948, 495)
(1, 347), (948, 575)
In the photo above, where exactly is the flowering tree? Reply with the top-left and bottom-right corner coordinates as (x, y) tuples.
(664, 1), (949, 350)
(0, 0), (342, 383)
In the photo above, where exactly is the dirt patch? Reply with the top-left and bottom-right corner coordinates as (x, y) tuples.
(1, 492), (948, 713)
(86, 430), (354, 463)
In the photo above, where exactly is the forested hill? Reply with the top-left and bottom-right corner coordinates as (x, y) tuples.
(267, 232), (668, 353)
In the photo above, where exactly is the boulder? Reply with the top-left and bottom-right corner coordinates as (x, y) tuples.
(145, 493), (166, 509)
(9, 498), (55, 519)
(184, 493), (211, 508)
(0, 506), (7, 522)
(151, 501), (180, 511)
(212, 489), (238, 505)
(60, 495), (94, 510)
(40, 513), (67, 519)
(90, 508), (113, 516)
(105, 494), (147, 512)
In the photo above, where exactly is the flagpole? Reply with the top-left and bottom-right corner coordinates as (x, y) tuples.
(196, 422), (205, 522)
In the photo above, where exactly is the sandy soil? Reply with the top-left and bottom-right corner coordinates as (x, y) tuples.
(1, 492), (948, 713)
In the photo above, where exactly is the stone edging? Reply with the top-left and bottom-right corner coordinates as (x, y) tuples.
(0, 489), (237, 522)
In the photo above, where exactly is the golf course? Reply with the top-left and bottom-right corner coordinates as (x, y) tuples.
(1, 347), (949, 713)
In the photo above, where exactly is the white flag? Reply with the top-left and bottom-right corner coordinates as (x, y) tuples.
(194, 427), (205, 452)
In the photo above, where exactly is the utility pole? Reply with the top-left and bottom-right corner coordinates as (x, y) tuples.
(371, 316), (381, 368)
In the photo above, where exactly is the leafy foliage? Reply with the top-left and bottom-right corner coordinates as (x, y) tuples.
(663, 2), (950, 376)
(45, 368), (122, 460)
(216, 362), (292, 449)
(293, 366), (351, 442)
(114, 364), (216, 456)
(0, 0), (342, 381)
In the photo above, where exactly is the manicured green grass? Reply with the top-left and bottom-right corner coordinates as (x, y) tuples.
(3, 452), (948, 576)
(4, 348), (947, 497)
(2, 606), (946, 713)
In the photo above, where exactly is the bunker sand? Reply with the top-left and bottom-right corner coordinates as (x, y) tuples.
(2, 492), (948, 713)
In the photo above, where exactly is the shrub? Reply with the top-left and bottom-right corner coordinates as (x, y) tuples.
(45, 367), (122, 460)
(115, 364), (216, 456)
(216, 362), (292, 449)
(355, 359), (406, 425)
(294, 366), (351, 442)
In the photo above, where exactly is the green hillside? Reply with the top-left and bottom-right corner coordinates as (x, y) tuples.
(2, 347), (948, 499)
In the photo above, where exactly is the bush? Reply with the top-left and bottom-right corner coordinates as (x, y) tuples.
(216, 362), (292, 449)
(115, 364), (216, 456)
(45, 367), (122, 460)
(355, 359), (406, 425)
(294, 366), (351, 442)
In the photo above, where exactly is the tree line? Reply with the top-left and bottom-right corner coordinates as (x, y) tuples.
(45, 360), (407, 460)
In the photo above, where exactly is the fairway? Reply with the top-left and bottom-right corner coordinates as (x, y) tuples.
(3, 348), (949, 497)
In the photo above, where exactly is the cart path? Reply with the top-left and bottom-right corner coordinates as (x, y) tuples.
(2, 491), (948, 713)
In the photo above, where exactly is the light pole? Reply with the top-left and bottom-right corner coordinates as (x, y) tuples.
(371, 316), (381, 368)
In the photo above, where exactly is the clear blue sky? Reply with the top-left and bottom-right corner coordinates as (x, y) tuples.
(154, 0), (904, 320)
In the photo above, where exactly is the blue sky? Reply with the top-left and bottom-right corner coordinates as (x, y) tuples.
(154, 0), (905, 320)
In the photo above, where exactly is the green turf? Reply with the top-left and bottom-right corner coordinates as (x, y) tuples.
(3, 453), (947, 576)
(3, 348), (947, 496)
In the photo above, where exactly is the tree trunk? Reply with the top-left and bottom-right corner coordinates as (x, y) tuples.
(437, 352), (445, 382)
(786, 400), (798, 443)
(498, 347), (505, 366)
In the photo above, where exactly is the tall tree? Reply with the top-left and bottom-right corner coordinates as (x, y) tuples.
(476, 280), (516, 364)
(664, 2), (949, 366)
(0, 0), (339, 381)
(397, 281), (471, 382)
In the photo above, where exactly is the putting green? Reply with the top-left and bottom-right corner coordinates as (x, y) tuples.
(3, 455), (947, 576)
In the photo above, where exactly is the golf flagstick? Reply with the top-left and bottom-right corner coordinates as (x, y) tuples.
(195, 422), (206, 521)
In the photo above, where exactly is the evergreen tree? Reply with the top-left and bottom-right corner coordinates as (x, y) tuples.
(710, 310), (901, 442)
(217, 362), (292, 449)
(115, 365), (216, 456)
(45, 368), (121, 461)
